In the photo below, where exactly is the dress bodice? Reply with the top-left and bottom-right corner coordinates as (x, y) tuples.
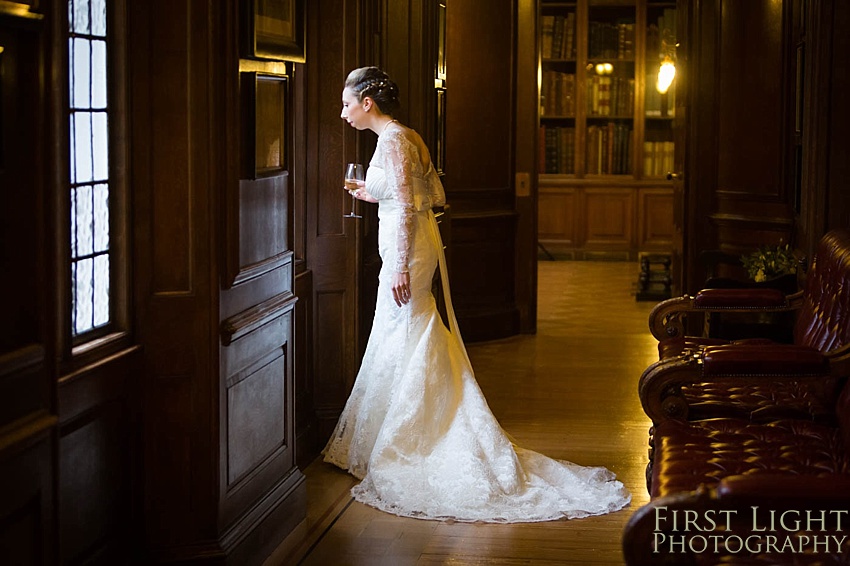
(366, 126), (445, 273)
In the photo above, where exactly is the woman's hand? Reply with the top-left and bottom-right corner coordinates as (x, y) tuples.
(344, 180), (378, 203)
(391, 271), (411, 307)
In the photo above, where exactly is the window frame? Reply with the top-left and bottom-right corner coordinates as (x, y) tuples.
(57, 0), (131, 369)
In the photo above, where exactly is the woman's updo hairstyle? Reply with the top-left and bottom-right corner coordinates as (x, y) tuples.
(345, 66), (401, 116)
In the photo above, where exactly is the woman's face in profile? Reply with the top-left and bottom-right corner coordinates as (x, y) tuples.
(341, 88), (367, 130)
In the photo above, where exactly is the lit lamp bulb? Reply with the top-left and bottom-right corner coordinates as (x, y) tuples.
(656, 56), (676, 94)
(594, 62), (614, 75)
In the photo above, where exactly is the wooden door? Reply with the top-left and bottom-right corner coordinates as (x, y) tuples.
(669, 0), (689, 294)
(0, 5), (56, 563)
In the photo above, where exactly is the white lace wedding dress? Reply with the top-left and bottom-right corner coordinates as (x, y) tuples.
(323, 125), (630, 522)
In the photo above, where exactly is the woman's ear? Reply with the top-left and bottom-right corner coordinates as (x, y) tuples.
(362, 96), (373, 112)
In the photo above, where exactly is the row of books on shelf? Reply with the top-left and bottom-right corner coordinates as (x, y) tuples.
(542, 73), (637, 118)
(589, 21), (636, 60)
(541, 13), (576, 60)
(587, 123), (632, 175)
(588, 75), (635, 117)
(646, 9), (677, 56)
(540, 126), (675, 177)
(643, 141), (675, 177)
(645, 72), (676, 117)
(541, 71), (575, 117)
(539, 123), (633, 175)
(541, 126), (576, 175)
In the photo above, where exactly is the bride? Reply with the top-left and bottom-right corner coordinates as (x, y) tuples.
(323, 66), (630, 522)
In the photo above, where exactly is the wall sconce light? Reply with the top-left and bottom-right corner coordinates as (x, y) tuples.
(656, 31), (678, 94)
(656, 55), (676, 94)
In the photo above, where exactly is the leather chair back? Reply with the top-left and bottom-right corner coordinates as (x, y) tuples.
(795, 230), (850, 352)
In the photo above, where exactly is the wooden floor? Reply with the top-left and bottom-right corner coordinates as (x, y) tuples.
(267, 261), (661, 565)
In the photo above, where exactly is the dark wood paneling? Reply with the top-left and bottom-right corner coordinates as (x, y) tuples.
(0, 437), (54, 566)
(638, 189), (674, 249)
(232, 175), (291, 286)
(0, 5), (56, 565)
(294, 268), (315, 469)
(716, 0), (784, 198)
(59, 405), (127, 561)
(444, 0), (520, 341)
(445, 1), (513, 201)
(515, 0), (539, 334)
(684, 0), (795, 293)
(131, 0), (215, 551)
(0, 19), (42, 354)
(825, 2), (850, 236)
(451, 213), (519, 342)
(539, 189), (578, 244)
(583, 189), (635, 249)
(57, 347), (138, 563)
(223, 312), (292, 488)
(131, 0), (305, 561)
(221, 303), (299, 522)
(304, 0), (360, 443)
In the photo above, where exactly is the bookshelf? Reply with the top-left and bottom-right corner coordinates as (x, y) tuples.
(538, 0), (677, 260)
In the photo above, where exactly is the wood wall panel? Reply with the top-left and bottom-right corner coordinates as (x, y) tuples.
(0, 21), (42, 353)
(59, 405), (127, 562)
(583, 189), (635, 248)
(220, 300), (300, 548)
(824, 3), (850, 237)
(538, 189), (577, 244)
(227, 353), (287, 482)
(684, 0), (795, 292)
(638, 189), (674, 249)
(537, 185), (671, 258)
(305, 0), (360, 443)
(0, 5), (56, 564)
(0, 347), (46, 429)
(57, 346), (138, 564)
(0, 439), (53, 566)
(149, 3), (193, 295)
(451, 213), (519, 341)
(445, 1), (513, 201)
(130, 0), (306, 560)
(716, 0), (784, 198)
(314, 290), (348, 436)
(294, 269), (316, 469)
(232, 175), (291, 286)
(444, 0), (520, 341)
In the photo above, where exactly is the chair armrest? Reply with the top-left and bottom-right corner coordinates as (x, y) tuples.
(648, 291), (803, 341)
(693, 287), (787, 308)
(702, 344), (829, 376)
(638, 350), (832, 424)
(716, 474), (850, 503)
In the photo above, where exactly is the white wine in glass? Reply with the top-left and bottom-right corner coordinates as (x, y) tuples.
(344, 163), (365, 218)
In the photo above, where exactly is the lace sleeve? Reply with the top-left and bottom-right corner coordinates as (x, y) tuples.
(381, 129), (419, 273)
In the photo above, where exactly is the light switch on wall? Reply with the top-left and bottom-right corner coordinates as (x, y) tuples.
(516, 172), (530, 197)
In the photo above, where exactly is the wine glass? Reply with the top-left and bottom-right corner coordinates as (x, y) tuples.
(343, 163), (365, 218)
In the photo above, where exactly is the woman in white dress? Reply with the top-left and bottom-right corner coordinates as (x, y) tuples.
(323, 66), (630, 522)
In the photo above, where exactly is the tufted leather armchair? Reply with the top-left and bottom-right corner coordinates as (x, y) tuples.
(625, 374), (850, 564)
(639, 230), (850, 427)
(624, 473), (850, 565)
(649, 230), (850, 359)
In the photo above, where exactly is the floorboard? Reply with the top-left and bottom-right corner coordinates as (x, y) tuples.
(266, 261), (659, 565)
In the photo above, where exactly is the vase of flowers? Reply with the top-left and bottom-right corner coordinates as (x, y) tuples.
(740, 243), (798, 283)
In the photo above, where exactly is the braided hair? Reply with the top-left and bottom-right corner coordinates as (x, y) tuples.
(344, 66), (401, 116)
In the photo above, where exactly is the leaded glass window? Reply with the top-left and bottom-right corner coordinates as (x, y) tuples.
(69, 0), (110, 337)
